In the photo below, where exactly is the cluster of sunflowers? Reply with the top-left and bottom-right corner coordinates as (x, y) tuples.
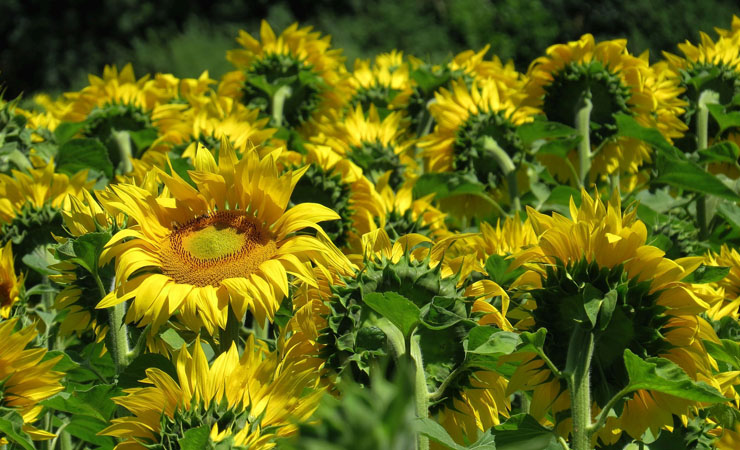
(6, 16), (740, 450)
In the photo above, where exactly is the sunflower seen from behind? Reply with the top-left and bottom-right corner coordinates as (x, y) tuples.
(98, 142), (346, 336)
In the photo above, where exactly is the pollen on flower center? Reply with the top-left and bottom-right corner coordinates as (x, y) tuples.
(159, 211), (277, 287)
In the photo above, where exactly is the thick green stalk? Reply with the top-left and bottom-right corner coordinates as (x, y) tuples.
(272, 85), (293, 128)
(96, 275), (129, 373)
(576, 95), (593, 187)
(565, 328), (595, 450)
(409, 335), (430, 450)
(695, 90), (719, 240)
(481, 136), (520, 212)
(112, 130), (134, 174)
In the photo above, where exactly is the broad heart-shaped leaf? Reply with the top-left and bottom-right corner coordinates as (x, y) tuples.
(623, 349), (728, 402)
(56, 138), (114, 180)
(71, 231), (113, 276)
(615, 113), (677, 154)
(42, 384), (119, 423)
(465, 327), (521, 356)
(57, 414), (115, 449)
(179, 424), (212, 450)
(54, 120), (86, 145)
(698, 141), (740, 164)
(653, 151), (740, 200)
(415, 418), (496, 449)
(0, 410), (35, 450)
(489, 414), (558, 450)
(516, 120), (577, 147)
(707, 103), (740, 134)
(681, 264), (731, 284)
(484, 254), (526, 287)
(363, 291), (420, 339)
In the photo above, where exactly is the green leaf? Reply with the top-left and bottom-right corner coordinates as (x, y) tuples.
(653, 152), (740, 200)
(71, 231), (112, 275)
(160, 328), (187, 350)
(465, 327), (521, 356)
(21, 244), (59, 276)
(697, 141), (740, 164)
(415, 418), (496, 449)
(0, 411), (35, 450)
(118, 353), (178, 389)
(484, 254), (526, 286)
(128, 128), (158, 156)
(56, 138), (114, 179)
(413, 172), (488, 199)
(707, 104), (740, 134)
(516, 120), (577, 146)
(61, 414), (115, 448)
(535, 136), (580, 158)
(54, 121), (86, 144)
(363, 291), (420, 338)
(489, 414), (558, 450)
(623, 349), (728, 402)
(682, 264), (731, 284)
(704, 339), (740, 370)
(517, 329), (547, 353)
(43, 350), (80, 372)
(179, 424), (212, 450)
(615, 113), (676, 154)
(717, 201), (740, 229)
(43, 385), (119, 422)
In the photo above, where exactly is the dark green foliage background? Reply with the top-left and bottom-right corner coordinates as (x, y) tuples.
(1, 0), (739, 96)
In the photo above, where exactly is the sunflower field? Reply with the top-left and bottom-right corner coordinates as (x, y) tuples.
(6, 15), (740, 450)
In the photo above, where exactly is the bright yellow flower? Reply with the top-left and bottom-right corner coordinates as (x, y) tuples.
(526, 34), (687, 182)
(349, 50), (412, 112)
(0, 318), (64, 442)
(503, 191), (725, 442)
(98, 143), (347, 335)
(0, 241), (23, 318)
(222, 21), (350, 131)
(374, 173), (448, 240)
(100, 336), (323, 449)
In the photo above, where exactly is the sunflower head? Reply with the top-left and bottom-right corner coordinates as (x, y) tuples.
(349, 50), (411, 115)
(0, 241), (23, 318)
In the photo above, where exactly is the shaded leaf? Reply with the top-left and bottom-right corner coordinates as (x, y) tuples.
(56, 138), (114, 179)
(490, 414), (558, 450)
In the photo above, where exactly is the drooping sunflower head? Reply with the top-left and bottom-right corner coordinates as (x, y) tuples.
(288, 143), (386, 252)
(420, 78), (537, 183)
(0, 241), (23, 319)
(526, 34), (687, 181)
(0, 318), (64, 442)
(101, 336), (324, 449)
(318, 229), (511, 444)
(98, 142), (348, 335)
(223, 21), (350, 130)
(374, 173), (447, 240)
(312, 104), (415, 188)
(505, 190), (724, 441)
(349, 50), (412, 114)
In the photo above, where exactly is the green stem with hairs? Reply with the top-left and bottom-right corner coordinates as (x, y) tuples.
(112, 130), (134, 174)
(428, 363), (466, 401)
(272, 85), (293, 128)
(481, 136), (520, 213)
(409, 334), (430, 450)
(576, 94), (593, 188)
(96, 274), (129, 374)
(587, 386), (631, 436)
(565, 327), (595, 450)
(696, 90), (720, 240)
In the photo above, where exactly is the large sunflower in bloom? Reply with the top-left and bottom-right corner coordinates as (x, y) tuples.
(100, 336), (323, 449)
(0, 318), (64, 442)
(526, 34), (687, 182)
(222, 21), (349, 131)
(503, 191), (726, 442)
(98, 143), (346, 335)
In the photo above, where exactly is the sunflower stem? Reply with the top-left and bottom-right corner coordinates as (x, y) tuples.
(272, 85), (293, 128)
(112, 130), (134, 174)
(480, 136), (520, 213)
(565, 327), (595, 450)
(587, 386), (631, 436)
(695, 90), (719, 240)
(98, 274), (130, 374)
(428, 363), (466, 401)
(576, 94), (593, 188)
(409, 334), (430, 450)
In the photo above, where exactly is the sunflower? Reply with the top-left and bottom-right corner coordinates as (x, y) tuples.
(526, 34), (687, 183)
(100, 335), (324, 449)
(319, 229), (511, 445)
(501, 190), (725, 442)
(222, 21), (350, 131)
(0, 318), (64, 442)
(348, 50), (412, 114)
(98, 143), (348, 335)
(374, 173), (447, 240)
(287, 143), (386, 252)
(702, 245), (740, 321)
(149, 91), (276, 157)
(312, 104), (415, 188)
(0, 241), (23, 318)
